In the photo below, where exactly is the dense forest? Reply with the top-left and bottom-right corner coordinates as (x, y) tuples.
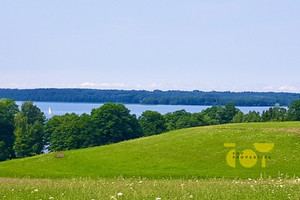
(0, 89), (299, 106)
(1, 98), (300, 161)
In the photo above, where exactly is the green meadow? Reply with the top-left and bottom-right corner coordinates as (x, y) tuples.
(0, 177), (299, 200)
(0, 122), (299, 179)
(0, 122), (299, 199)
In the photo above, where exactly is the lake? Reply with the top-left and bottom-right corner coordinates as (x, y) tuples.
(16, 101), (271, 118)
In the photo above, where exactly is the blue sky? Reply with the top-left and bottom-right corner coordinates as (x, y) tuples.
(1, 0), (299, 92)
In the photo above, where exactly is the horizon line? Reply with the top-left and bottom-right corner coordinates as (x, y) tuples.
(0, 87), (300, 94)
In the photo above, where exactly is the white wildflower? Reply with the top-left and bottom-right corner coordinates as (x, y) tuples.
(156, 198), (161, 200)
(117, 192), (123, 196)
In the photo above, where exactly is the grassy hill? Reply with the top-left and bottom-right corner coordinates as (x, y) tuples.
(0, 122), (299, 179)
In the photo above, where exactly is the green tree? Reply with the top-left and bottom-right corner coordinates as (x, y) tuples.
(164, 110), (192, 131)
(223, 102), (240, 123)
(13, 102), (45, 158)
(0, 99), (19, 161)
(243, 111), (261, 122)
(232, 112), (244, 123)
(190, 112), (212, 126)
(202, 106), (224, 124)
(262, 107), (287, 122)
(287, 100), (300, 121)
(47, 113), (93, 151)
(90, 103), (143, 145)
(164, 110), (216, 131)
(138, 111), (167, 136)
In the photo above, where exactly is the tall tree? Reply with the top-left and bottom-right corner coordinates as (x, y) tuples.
(287, 100), (300, 121)
(203, 106), (224, 124)
(138, 110), (167, 136)
(243, 111), (261, 122)
(232, 111), (244, 123)
(164, 109), (192, 131)
(14, 102), (46, 158)
(91, 103), (143, 145)
(223, 102), (240, 123)
(262, 107), (287, 122)
(0, 99), (19, 161)
(47, 113), (93, 151)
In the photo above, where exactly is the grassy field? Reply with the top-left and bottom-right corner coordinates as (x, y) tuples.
(0, 122), (299, 179)
(0, 122), (299, 199)
(0, 177), (299, 200)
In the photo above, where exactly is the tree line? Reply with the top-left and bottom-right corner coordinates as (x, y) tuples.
(0, 98), (300, 161)
(0, 88), (299, 106)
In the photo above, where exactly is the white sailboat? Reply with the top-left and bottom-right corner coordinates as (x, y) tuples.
(48, 107), (52, 115)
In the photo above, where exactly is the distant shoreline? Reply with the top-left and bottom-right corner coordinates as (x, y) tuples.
(15, 100), (286, 108)
(1, 88), (299, 106)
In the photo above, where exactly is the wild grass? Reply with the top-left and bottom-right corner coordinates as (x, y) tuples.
(0, 176), (299, 200)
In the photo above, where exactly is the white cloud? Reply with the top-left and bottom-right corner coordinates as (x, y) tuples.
(277, 85), (299, 92)
(261, 85), (300, 93)
(79, 82), (125, 89)
(80, 82), (97, 87)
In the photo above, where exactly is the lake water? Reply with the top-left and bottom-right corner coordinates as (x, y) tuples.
(16, 101), (271, 118)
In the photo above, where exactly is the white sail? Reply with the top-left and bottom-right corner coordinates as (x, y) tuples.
(48, 107), (52, 115)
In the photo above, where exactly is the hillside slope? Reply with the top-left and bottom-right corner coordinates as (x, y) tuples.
(0, 122), (299, 179)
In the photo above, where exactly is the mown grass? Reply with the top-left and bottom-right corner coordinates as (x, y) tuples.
(0, 177), (299, 200)
(0, 122), (299, 179)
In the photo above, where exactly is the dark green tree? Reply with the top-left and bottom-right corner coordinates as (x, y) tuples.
(90, 103), (143, 145)
(262, 107), (287, 122)
(190, 112), (209, 127)
(0, 99), (19, 161)
(287, 100), (300, 121)
(232, 111), (244, 123)
(138, 110), (167, 136)
(47, 113), (93, 151)
(202, 106), (224, 124)
(164, 110), (192, 131)
(164, 110), (215, 131)
(175, 114), (193, 130)
(223, 102), (240, 123)
(243, 111), (261, 122)
(13, 102), (46, 158)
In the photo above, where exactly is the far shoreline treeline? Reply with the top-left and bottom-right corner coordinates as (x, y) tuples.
(0, 88), (299, 106)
